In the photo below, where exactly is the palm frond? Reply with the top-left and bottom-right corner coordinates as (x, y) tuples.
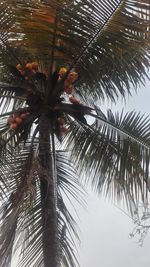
(66, 108), (150, 213)
(0, 142), (84, 267)
(0, 144), (35, 267)
(1, 1), (150, 101)
(0, 1), (150, 266)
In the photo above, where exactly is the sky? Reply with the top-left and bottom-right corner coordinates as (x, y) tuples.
(79, 194), (150, 267)
(78, 80), (150, 267)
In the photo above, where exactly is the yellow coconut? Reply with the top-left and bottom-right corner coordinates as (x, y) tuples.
(59, 67), (68, 78)
(16, 64), (22, 70)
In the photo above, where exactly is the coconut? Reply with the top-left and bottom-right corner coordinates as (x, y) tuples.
(57, 117), (65, 125)
(15, 117), (23, 124)
(31, 62), (38, 70)
(59, 67), (68, 78)
(64, 80), (73, 94)
(69, 96), (80, 104)
(10, 123), (17, 130)
(25, 63), (33, 71)
(65, 84), (73, 94)
(68, 72), (78, 83)
(16, 64), (22, 70)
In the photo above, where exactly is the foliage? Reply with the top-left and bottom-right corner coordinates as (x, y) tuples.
(0, 1), (150, 266)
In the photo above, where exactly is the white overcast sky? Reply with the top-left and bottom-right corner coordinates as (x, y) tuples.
(78, 79), (150, 267)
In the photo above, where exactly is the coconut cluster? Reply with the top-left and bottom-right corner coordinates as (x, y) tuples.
(58, 67), (80, 104)
(56, 67), (80, 135)
(16, 62), (38, 78)
(8, 112), (29, 130)
(11, 64), (79, 136)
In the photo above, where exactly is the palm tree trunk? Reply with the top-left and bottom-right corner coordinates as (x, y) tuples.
(39, 114), (59, 267)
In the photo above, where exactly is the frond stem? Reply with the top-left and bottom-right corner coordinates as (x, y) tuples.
(0, 37), (23, 66)
(88, 112), (150, 150)
(0, 108), (30, 118)
(70, 1), (123, 68)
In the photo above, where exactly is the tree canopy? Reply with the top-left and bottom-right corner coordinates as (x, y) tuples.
(0, 1), (150, 267)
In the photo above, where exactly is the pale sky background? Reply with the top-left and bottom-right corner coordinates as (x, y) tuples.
(78, 80), (150, 267)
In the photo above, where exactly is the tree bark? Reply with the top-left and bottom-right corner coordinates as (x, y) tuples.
(39, 114), (59, 267)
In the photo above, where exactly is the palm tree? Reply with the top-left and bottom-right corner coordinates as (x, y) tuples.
(0, 1), (150, 266)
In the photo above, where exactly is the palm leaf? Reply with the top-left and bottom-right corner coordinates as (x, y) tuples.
(0, 142), (84, 267)
(66, 108), (150, 214)
(0, 1), (150, 266)
(0, 1), (150, 101)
